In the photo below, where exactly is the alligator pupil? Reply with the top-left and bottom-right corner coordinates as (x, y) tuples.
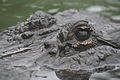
(75, 29), (90, 41)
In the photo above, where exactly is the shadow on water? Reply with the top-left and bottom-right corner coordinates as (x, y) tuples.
(0, 0), (120, 30)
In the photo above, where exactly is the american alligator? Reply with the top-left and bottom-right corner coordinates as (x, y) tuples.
(0, 9), (120, 80)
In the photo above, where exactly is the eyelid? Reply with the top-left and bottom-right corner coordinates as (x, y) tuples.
(78, 27), (92, 31)
(65, 32), (74, 41)
(77, 28), (88, 31)
(80, 26), (88, 29)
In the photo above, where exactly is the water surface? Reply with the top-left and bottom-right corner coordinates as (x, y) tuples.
(0, 0), (120, 30)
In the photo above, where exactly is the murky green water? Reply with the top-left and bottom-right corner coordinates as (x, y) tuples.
(0, 0), (120, 30)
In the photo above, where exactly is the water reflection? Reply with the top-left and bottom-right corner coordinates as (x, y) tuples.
(48, 8), (60, 14)
(86, 6), (106, 12)
(2, 0), (7, 3)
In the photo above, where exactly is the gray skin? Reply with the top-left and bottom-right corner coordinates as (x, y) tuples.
(0, 10), (120, 80)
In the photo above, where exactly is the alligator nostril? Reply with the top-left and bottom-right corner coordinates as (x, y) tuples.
(44, 42), (51, 49)
(48, 51), (56, 56)
(48, 48), (57, 56)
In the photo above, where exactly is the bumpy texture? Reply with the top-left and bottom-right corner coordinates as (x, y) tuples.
(0, 9), (120, 80)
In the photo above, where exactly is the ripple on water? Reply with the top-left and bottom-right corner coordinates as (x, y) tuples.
(111, 16), (120, 22)
(48, 8), (60, 14)
(86, 6), (106, 12)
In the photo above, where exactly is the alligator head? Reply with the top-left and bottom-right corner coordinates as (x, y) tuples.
(44, 20), (120, 57)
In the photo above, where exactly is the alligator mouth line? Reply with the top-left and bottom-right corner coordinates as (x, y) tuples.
(71, 41), (94, 48)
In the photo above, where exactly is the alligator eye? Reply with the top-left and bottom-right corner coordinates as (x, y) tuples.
(74, 29), (90, 42)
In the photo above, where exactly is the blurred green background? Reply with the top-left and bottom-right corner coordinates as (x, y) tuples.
(0, 0), (120, 30)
